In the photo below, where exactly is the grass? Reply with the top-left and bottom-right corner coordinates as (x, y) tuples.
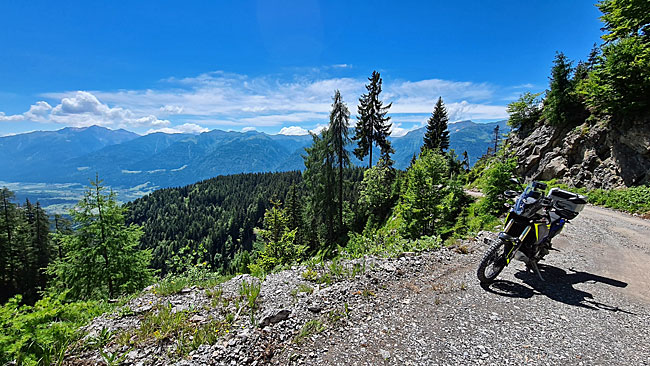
(344, 230), (442, 259)
(301, 268), (318, 281)
(154, 267), (232, 297)
(117, 305), (135, 317)
(543, 180), (650, 215)
(206, 286), (224, 308)
(361, 288), (375, 298)
(290, 284), (314, 299)
(115, 302), (231, 359)
(99, 347), (131, 366)
(327, 303), (351, 324)
(301, 256), (370, 287)
(239, 280), (261, 325)
(84, 327), (114, 350)
(294, 319), (325, 344)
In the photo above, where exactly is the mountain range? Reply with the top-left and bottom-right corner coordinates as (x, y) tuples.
(1, 120), (507, 191)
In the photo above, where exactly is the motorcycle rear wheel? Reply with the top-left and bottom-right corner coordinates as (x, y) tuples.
(477, 239), (508, 284)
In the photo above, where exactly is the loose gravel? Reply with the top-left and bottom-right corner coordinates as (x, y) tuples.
(67, 205), (650, 365)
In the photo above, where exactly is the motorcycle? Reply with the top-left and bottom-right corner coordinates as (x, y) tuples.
(476, 179), (588, 284)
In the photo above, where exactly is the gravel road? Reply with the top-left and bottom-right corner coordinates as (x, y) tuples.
(71, 205), (650, 366)
(279, 205), (650, 365)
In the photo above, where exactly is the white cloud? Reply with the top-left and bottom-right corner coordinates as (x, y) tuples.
(242, 126), (257, 132)
(512, 83), (535, 89)
(309, 124), (327, 135)
(24, 101), (52, 121)
(390, 123), (415, 137)
(388, 79), (495, 103)
(446, 101), (508, 121)
(278, 126), (309, 135)
(160, 105), (184, 114)
(2, 91), (171, 129)
(146, 123), (209, 135)
(0, 112), (25, 122)
(3, 70), (518, 134)
(130, 115), (170, 127)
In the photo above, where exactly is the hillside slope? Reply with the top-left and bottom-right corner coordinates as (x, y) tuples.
(69, 205), (650, 365)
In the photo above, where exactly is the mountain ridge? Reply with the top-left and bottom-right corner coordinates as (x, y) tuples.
(1, 121), (507, 190)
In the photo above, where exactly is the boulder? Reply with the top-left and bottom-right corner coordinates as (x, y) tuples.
(259, 309), (291, 328)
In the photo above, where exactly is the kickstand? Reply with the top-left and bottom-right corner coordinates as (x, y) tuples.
(529, 261), (544, 281)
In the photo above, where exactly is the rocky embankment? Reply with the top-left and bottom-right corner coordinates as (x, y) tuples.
(66, 204), (650, 365)
(508, 117), (650, 189)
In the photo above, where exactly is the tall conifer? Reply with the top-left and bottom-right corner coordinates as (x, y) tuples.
(422, 97), (450, 152)
(303, 131), (337, 248)
(492, 125), (501, 155)
(353, 71), (394, 168)
(328, 90), (351, 234)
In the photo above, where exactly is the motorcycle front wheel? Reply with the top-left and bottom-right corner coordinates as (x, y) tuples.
(477, 239), (508, 284)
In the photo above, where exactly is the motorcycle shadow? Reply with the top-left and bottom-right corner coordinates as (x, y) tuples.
(483, 265), (633, 314)
(480, 280), (534, 299)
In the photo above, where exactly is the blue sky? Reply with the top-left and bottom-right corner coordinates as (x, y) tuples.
(0, 0), (604, 136)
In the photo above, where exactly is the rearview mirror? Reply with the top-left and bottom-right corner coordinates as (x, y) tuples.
(503, 190), (519, 198)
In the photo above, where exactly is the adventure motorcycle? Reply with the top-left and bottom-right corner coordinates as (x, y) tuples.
(476, 180), (588, 284)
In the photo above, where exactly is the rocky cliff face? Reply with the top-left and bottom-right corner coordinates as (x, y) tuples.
(508, 117), (650, 189)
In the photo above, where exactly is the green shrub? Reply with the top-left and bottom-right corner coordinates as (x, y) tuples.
(543, 180), (650, 214)
(155, 266), (230, 296)
(0, 294), (110, 366)
(344, 229), (441, 258)
(396, 149), (467, 239)
(474, 152), (517, 217)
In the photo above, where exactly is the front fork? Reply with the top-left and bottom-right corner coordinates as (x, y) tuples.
(498, 224), (546, 281)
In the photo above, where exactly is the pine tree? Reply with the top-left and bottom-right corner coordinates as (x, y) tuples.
(422, 97), (450, 152)
(284, 184), (303, 233)
(353, 71), (394, 168)
(303, 130), (337, 248)
(327, 90), (351, 235)
(31, 202), (51, 294)
(0, 188), (17, 301)
(398, 149), (453, 238)
(254, 201), (305, 272)
(409, 153), (417, 168)
(53, 214), (72, 260)
(47, 176), (153, 300)
(586, 43), (600, 69)
(492, 125), (501, 155)
(462, 151), (470, 171)
(543, 52), (577, 125)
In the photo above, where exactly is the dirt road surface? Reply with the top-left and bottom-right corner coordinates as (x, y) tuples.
(283, 205), (650, 365)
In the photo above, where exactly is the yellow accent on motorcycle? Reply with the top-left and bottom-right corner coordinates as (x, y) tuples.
(520, 226), (530, 241)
